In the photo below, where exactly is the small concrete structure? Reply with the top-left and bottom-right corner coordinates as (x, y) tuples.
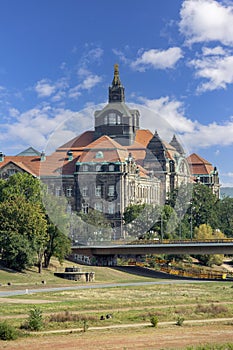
(54, 266), (95, 282)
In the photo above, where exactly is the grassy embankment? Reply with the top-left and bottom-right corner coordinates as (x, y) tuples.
(0, 259), (233, 333)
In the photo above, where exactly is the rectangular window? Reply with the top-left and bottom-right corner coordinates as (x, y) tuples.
(94, 202), (103, 212)
(96, 164), (101, 172)
(82, 186), (88, 197)
(109, 164), (115, 172)
(108, 185), (115, 196)
(95, 185), (101, 197)
(82, 164), (88, 172)
(108, 203), (115, 214)
(55, 187), (62, 197)
(66, 188), (72, 197)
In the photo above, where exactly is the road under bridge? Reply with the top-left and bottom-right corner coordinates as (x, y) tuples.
(70, 240), (233, 265)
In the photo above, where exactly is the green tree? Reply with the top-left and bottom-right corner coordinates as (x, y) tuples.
(169, 183), (220, 239)
(42, 193), (71, 267)
(152, 205), (178, 240)
(0, 172), (42, 204)
(123, 204), (160, 239)
(0, 174), (73, 271)
(217, 197), (233, 237)
(0, 196), (48, 272)
(189, 184), (219, 230)
(79, 209), (112, 243)
(44, 224), (71, 268)
(193, 224), (225, 266)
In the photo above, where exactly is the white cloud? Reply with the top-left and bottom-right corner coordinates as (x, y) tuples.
(8, 107), (20, 118)
(35, 79), (56, 98)
(138, 96), (195, 133)
(79, 74), (102, 90)
(182, 119), (233, 149)
(223, 172), (233, 178)
(180, 0), (233, 46)
(131, 47), (183, 71)
(34, 78), (69, 100)
(0, 104), (93, 153)
(202, 46), (227, 56)
(190, 52), (233, 92)
(112, 48), (129, 64)
(68, 74), (102, 99)
(134, 97), (233, 153)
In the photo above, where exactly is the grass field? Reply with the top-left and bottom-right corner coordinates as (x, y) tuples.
(1, 260), (233, 349)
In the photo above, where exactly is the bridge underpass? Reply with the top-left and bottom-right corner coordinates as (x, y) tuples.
(70, 241), (233, 266)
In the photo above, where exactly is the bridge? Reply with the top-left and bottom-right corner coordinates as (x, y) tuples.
(70, 239), (233, 265)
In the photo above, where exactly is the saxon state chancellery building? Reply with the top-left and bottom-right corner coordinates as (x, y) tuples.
(0, 65), (220, 232)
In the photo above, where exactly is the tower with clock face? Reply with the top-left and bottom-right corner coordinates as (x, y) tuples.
(94, 64), (140, 146)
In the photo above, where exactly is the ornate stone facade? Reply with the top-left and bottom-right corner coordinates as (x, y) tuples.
(0, 65), (221, 239)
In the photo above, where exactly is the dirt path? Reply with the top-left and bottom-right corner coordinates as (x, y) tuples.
(30, 317), (233, 335)
(0, 297), (58, 304)
(1, 322), (233, 349)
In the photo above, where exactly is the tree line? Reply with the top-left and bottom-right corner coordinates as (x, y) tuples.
(123, 183), (233, 266)
(0, 173), (232, 271)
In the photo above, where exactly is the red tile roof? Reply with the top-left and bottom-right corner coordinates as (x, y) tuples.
(187, 153), (214, 175)
(58, 131), (95, 150)
(0, 156), (41, 176)
(0, 129), (194, 179)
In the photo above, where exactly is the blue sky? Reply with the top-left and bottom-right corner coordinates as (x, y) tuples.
(0, 0), (233, 187)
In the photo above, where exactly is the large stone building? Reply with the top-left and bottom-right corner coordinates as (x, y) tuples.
(0, 65), (220, 239)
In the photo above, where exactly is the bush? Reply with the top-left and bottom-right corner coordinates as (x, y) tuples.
(150, 315), (158, 327)
(0, 321), (18, 340)
(176, 316), (184, 326)
(25, 307), (43, 331)
(49, 311), (97, 323)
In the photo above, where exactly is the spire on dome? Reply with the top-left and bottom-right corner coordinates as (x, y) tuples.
(112, 63), (121, 86)
(109, 64), (125, 103)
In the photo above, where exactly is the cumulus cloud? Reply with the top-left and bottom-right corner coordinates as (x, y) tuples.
(134, 96), (233, 153)
(131, 47), (183, 71)
(189, 49), (233, 92)
(183, 119), (233, 149)
(79, 74), (102, 90)
(137, 96), (195, 133)
(179, 0), (233, 46)
(68, 74), (102, 99)
(202, 46), (227, 56)
(0, 104), (94, 154)
(35, 79), (56, 98)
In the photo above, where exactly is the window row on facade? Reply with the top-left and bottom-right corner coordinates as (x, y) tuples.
(77, 163), (119, 173)
(82, 184), (115, 198)
(81, 202), (116, 215)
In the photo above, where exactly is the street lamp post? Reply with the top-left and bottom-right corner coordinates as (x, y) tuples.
(190, 206), (195, 240)
(161, 211), (163, 242)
